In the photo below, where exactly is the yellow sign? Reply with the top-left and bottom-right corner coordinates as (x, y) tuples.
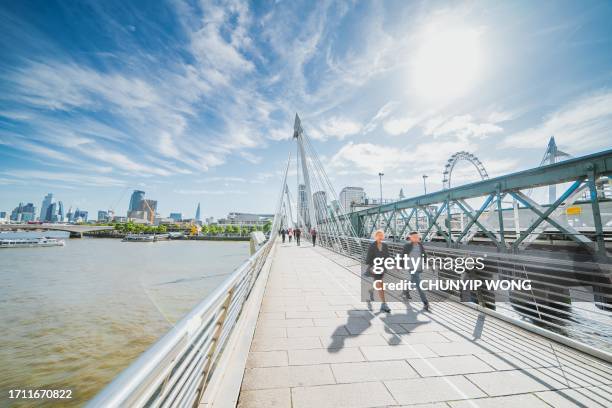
(566, 206), (581, 216)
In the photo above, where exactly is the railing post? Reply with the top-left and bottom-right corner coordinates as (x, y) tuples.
(194, 286), (235, 406)
(587, 163), (607, 260)
(496, 184), (506, 250)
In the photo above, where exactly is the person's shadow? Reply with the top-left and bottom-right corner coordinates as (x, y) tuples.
(327, 310), (377, 352)
(380, 304), (430, 345)
(327, 305), (432, 351)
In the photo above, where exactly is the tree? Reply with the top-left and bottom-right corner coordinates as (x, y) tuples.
(263, 221), (272, 233)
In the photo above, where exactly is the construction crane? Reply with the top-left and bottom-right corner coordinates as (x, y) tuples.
(142, 199), (156, 225)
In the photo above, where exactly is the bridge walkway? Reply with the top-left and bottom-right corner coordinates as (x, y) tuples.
(237, 242), (612, 408)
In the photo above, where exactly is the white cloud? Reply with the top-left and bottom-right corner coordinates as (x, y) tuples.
(319, 117), (363, 140)
(173, 189), (247, 195)
(331, 142), (407, 173)
(383, 117), (417, 136)
(1, 170), (125, 187)
(363, 101), (398, 133)
(424, 114), (503, 141)
(503, 91), (612, 151)
(331, 140), (475, 175)
(239, 151), (262, 164)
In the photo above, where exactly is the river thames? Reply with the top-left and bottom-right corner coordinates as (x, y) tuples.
(0, 232), (250, 407)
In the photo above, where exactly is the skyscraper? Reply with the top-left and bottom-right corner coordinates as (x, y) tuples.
(339, 187), (365, 211)
(298, 184), (309, 227)
(40, 193), (53, 221)
(73, 209), (88, 222)
(128, 190), (145, 214)
(313, 191), (327, 222)
(11, 203), (37, 222)
(195, 203), (201, 222)
(57, 201), (64, 222)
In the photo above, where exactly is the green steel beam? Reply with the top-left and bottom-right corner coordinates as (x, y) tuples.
(350, 149), (612, 218)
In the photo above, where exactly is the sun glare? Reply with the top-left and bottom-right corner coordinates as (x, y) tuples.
(412, 27), (482, 101)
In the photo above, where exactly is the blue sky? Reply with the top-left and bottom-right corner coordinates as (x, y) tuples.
(1, 0), (611, 219)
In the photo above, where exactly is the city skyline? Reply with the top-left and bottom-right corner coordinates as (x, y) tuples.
(1, 1), (612, 217)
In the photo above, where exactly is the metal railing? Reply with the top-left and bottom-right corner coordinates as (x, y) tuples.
(87, 238), (275, 408)
(317, 233), (612, 357)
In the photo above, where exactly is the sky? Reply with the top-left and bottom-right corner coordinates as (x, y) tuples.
(1, 0), (612, 219)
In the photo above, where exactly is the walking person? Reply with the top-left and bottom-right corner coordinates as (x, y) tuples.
(294, 227), (301, 246)
(280, 228), (286, 243)
(401, 231), (430, 311)
(311, 228), (317, 247)
(288, 228), (293, 243)
(365, 230), (391, 313)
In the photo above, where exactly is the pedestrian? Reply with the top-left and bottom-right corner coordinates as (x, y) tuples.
(401, 231), (430, 312)
(311, 228), (317, 247)
(294, 227), (301, 246)
(288, 228), (293, 243)
(365, 229), (391, 313)
(281, 228), (286, 243)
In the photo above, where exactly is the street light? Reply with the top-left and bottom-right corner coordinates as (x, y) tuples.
(378, 172), (384, 204)
(422, 174), (428, 195)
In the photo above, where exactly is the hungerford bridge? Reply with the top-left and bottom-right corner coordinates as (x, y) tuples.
(89, 116), (611, 408)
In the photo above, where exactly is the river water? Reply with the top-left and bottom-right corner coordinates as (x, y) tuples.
(0, 232), (250, 407)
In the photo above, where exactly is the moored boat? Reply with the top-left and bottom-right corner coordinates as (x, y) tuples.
(122, 234), (155, 242)
(0, 237), (65, 248)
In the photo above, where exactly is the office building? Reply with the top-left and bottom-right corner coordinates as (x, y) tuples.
(73, 209), (88, 222)
(195, 203), (201, 222)
(11, 203), (37, 222)
(128, 190), (145, 214)
(313, 190), (327, 222)
(298, 184), (309, 226)
(339, 187), (365, 211)
(170, 213), (182, 222)
(217, 212), (273, 227)
(40, 193), (53, 221)
(98, 211), (109, 222)
(57, 201), (64, 222)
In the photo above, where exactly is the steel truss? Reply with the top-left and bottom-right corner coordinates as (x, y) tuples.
(348, 150), (612, 259)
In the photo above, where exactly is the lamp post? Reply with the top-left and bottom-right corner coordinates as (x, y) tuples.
(378, 172), (384, 204)
(422, 174), (428, 195)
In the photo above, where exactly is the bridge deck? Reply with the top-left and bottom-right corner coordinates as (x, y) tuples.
(237, 242), (612, 408)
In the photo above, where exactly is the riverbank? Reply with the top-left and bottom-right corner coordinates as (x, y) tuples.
(83, 230), (250, 241)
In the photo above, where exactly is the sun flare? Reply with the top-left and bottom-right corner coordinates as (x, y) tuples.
(412, 27), (482, 101)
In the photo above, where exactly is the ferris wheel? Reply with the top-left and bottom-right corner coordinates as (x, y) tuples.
(442, 151), (489, 189)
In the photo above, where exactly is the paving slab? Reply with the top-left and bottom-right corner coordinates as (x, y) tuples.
(448, 393), (551, 408)
(291, 382), (396, 408)
(250, 336), (323, 352)
(360, 344), (437, 360)
(536, 384), (612, 407)
(408, 355), (496, 377)
(331, 360), (419, 383)
(245, 351), (288, 368)
(237, 388), (291, 408)
(466, 368), (569, 396)
(288, 347), (365, 365)
(241, 364), (335, 390)
(384, 376), (486, 404)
